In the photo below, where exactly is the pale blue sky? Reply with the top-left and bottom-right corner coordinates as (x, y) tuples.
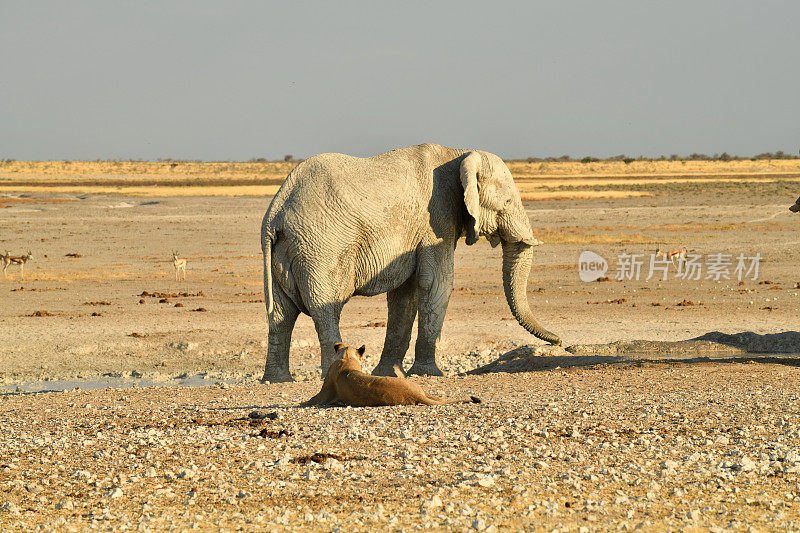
(1, 1), (798, 160)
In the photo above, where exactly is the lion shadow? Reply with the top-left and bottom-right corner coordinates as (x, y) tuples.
(468, 331), (800, 375)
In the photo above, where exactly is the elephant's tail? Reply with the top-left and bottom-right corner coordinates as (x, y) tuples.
(262, 233), (274, 315)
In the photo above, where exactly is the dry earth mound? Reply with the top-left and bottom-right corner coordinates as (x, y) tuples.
(470, 332), (800, 374)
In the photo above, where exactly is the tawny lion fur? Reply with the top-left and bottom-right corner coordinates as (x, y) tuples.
(300, 343), (482, 407)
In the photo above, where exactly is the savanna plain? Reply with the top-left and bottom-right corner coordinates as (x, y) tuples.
(2, 160), (800, 532)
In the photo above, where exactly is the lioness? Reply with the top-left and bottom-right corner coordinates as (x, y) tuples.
(300, 343), (482, 407)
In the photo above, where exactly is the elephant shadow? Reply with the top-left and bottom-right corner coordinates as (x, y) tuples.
(468, 330), (800, 375)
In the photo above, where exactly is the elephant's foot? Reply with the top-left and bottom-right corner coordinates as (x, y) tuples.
(372, 361), (404, 377)
(260, 369), (294, 383)
(406, 360), (444, 377)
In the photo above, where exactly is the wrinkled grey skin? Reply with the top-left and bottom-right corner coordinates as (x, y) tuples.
(260, 143), (561, 383)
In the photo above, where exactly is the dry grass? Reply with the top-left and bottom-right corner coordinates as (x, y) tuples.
(0, 160), (294, 184)
(535, 226), (657, 245)
(539, 233), (657, 244)
(2, 159), (800, 197)
(515, 176), (800, 191)
(0, 185), (281, 197)
(506, 159), (800, 178)
(520, 190), (653, 201)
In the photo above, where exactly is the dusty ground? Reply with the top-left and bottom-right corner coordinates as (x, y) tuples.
(2, 174), (800, 530)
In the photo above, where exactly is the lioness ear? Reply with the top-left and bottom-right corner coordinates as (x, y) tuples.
(333, 342), (345, 352)
(357, 345), (366, 358)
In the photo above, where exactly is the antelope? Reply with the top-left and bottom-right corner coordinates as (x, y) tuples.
(655, 247), (693, 268)
(3, 251), (33, 280)
(172, 252), (187, 280)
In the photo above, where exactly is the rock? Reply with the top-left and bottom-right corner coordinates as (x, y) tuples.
(248, 410), (279, 421)
(738, 457), (757, 472)
(660, 460), (678, 470)
(56, 500), (74, 510)
(784, 450), (800, 464)
(472, 518), (487, 531)
(170, 341), (198, 352)
(476, 474), (495, 487)
(177, 468), (195, 480)
(1, 502), (21, 515)
(424, 495), (443, 509)
(107, 488), (123, 499)
(324, 459), (344, 474)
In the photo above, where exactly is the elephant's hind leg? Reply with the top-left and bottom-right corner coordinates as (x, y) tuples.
(262, 284), (300, 383)
(311, 302), (345, 378)
(373, 276), (418, 376)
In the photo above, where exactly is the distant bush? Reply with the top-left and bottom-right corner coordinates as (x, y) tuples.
(520, 151), (800, 162)
(752, 151), (797, 160)
(248, 157), (269, 163)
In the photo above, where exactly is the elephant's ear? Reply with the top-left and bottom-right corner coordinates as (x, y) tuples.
(460, 152), (481, 245)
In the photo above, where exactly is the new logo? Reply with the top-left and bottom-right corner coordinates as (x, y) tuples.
(578, 250), (608, 282)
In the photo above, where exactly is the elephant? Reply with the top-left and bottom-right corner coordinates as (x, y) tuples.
(260, 143), (561, 383)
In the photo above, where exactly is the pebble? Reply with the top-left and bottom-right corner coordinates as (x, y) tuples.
(1, 502), (21, 515)
(1, 362), (797, 531)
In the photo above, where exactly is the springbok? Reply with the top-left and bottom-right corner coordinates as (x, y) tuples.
(172, 252), (187, 280)
(3, 251), (33, 280)
(655, 247), (690, 268)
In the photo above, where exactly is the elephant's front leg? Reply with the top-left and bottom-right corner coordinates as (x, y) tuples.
(261, 285), (300, 383)
(372, 275), (418, 376)
(407, 244), (454, 376)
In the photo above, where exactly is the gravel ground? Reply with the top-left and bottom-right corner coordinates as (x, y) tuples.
(2, 361), (799, 532)
(3, 187), (800, 531)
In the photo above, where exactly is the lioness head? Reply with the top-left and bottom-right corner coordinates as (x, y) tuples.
(333, 343), (366, 370)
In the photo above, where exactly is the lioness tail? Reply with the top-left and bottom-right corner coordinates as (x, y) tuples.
(426, 395), (482, 405)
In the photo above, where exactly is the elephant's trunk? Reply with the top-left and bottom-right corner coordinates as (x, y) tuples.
(501, 240), (561, 345)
